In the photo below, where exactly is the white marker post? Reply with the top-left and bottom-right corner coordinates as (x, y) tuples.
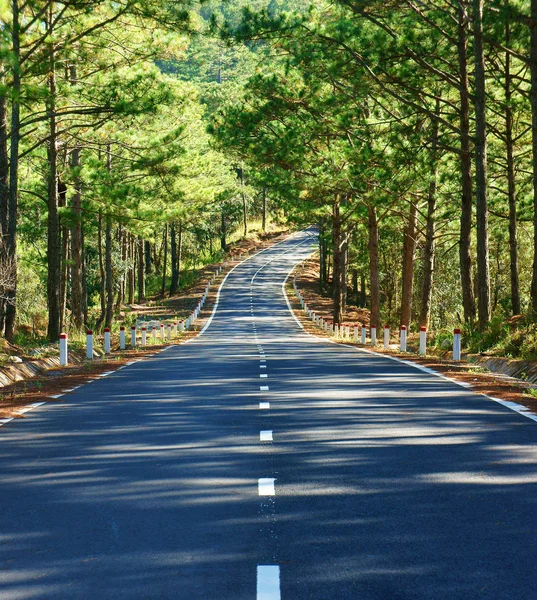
(120, 326), (126, 350)
(167, 324), (172, 340)
(131, 326), (137, 347)
(173, 321), (178, 337)
(329, 321), (334, 336)
(86, 330), (93, 359)
(361, 324), (367, 344)
(59, 333), (68, 366)
(453, 328), (461, 361)
(419, 326), (427, 356)
(104, 328), (111, 354)
(152, 326), (157, 344)
(141, 327), (147, 346)
(160, 324), (165, 341)
(400, 325), (407, 352)
(384, 325), (390, 349)
(179, 320), (184, 333)
(345, 323), (350, 338)
(354, 323), (359, 342)
(334, 323), (339, 338)
(371, 325), (377, 346)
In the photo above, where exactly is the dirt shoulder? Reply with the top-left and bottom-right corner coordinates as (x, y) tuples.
(291, 261), (537, 418)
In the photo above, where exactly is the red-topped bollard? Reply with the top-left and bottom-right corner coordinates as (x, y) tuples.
(141, 326), (147, 346)
(104, 328), (111, 354)
(120, 326), (126, 350)
(419, 326), (427, 355)
(371, 325), (377, 346)
(354, 323), (359, 342)
(453, 328), (461, 361)
(86, 330), (93, 359)
(60, 333), (68, 366)
(131, 325), (137, 348)
(361, 324), (367, 344)
(400, 325), (407, 352)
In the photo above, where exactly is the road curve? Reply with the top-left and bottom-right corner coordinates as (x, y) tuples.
(2, 229), (537, 600)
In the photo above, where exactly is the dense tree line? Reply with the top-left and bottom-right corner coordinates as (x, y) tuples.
(0, 0), (280, 344)
(213, 0), (537, 335)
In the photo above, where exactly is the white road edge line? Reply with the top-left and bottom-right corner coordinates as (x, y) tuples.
(281, 260), (537, 425)
(257, 565), (281, 600)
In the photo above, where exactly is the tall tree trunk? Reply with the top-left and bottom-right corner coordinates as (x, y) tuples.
(145, 240), (152, 275)
(0, 72), (9, 333)
(4, 2), (21, 341)
(457, 1), (477, 324)
(505, 12), (520, 315)
(401, 200), (417, 329)
(70, 146), (84, 329)
(472, 0), (491, 330)
(58, 181), (68, 332)
(221, 208), (227, 251)
(318, 223), (326, 292)
(81, 226), (88, 324)
(262, 187), (267, 232)
(128, 234), (135, 305)
(341, 231), (348, 313)
(368, 204), (381, 330)
(46, 24), (61, 342)
(240, 167), (247, 237)
(332, 198), (343, 324)
(420, 111), (440, 328)
(420, 180), (437, 329)
(161, 223), (168, 296)
(95, 210), (106, 331)
(169, 223), (178, 295)
(104, 146), (114, 329)
(529, 0), (537, 314)
(137, 237), (145, 302)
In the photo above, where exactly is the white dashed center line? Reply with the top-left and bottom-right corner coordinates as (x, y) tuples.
(257, 565), (281, 600)
(259, 402), (270, 409)
(260, 374), (268, 378)
(260, 386), (269, 391)
(260, 430), (273, 442)
(258, 478), (276, 496)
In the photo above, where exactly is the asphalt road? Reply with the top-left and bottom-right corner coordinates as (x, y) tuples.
(2, 229), (537, 600)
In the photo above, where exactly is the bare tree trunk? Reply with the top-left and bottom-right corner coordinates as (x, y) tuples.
(4, 0), (21, 342)
(368, 204), (381, 330)
(128, 233), (135, 304)
(70, 146), (84, 329)
(170, 223), (178, 295)
(262, 187), (267, 232)
(457, 1), (477, 324)
(505, 12), (520, 315)
(420, 110), (440, 328)
(46, 23), (61, 342)
(401, 200), (417, 329)
(0, 74), (9, 332)
(95, 210), (106, 331)
(59, 181), (69, 332)
(104, 146), (114, 329)
(161, 223), (168, 296)
(221, 209), (227, 251)
(137, 237), (145, 303)
(472, 0), (491, 330)
(240, 167), (247, 237)
(529, 0), (537, 314)
(332, 198), (343, 324)
(81, 226), (88, 324)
